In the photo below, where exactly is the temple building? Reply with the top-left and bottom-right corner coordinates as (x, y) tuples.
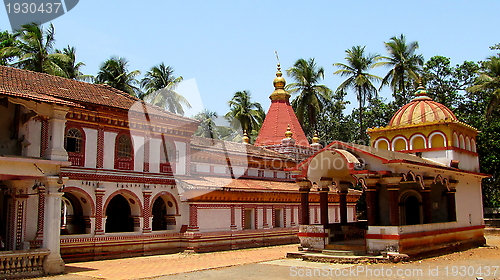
(293, 84), (488, 255)
(0, 64), (359, 277)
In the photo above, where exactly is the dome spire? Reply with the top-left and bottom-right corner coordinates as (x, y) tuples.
(270, 51), (290, 101)
(242, 130), (250, 144)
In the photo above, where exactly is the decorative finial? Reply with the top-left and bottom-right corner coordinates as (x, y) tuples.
(270, 51), (290, 101)
(242, 130), (250, 144)
(285, 124), (293, 138)
(415, 77), (428, 97)
(312, 132), (320, 143)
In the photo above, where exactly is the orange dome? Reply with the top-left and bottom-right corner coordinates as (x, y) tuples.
(388, 86), (457, 126)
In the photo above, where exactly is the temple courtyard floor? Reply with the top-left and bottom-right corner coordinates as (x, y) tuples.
(28, 232), (500, 280)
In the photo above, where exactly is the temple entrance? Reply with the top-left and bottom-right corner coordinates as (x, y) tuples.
(152, 198), (167, 231)
(105, 195), (133, 233)
(61, 193), (86, 235)
(404, 195), (421, 225)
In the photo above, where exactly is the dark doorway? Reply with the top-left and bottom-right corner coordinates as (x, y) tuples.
(105, 195), (133, 233)
(61, 193), (86, 235)
(405, 196), (420, 225)
(152, 198), (167, 231)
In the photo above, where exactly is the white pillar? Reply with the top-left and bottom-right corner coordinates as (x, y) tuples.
(43, 106), (68, 161)
(41, 177), (66, 274)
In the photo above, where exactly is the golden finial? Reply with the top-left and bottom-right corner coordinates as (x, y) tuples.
(415, 77), (428, 97)
(284, 124), (293, 138)
(270, 51), (290, 101)
(242, 130), (250, 144)
(312, 132), (320, 143)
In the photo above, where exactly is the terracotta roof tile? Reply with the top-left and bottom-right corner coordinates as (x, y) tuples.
(0, 66), (197, 123)
(254, 99), (310, 147)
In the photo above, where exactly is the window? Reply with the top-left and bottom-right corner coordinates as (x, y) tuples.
(274, 209), (282, 228)
(65, 128), (82, 153)
(117, 135), (132, 158)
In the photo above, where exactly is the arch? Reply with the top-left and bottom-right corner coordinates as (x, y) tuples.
(151, 193), (178, 231)
(392, 136), (408, 151)
(65, 126), (85, 166)
(63, 186), (95, 216)
(150, 191), (179, 215)
(105, 194), (134, 233)
(471, 138), (477, 152)
(374, 138), (390, 150)
(399, 189), (422, 225)
(115, 133), (134, 170)
(409, 133), (426, 150)
(428, 131), (446, 148)
(160, 136), (176, 174)
(104, 189), (143, 217)
(453, 132), (459, 147)
(459, 134), (465, 149)
(306, 149), (360, 184)
(61, 192), (87, 235)
(465, 136), (471, 151)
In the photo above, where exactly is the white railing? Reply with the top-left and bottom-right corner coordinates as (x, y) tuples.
(0, 249), (50, 277)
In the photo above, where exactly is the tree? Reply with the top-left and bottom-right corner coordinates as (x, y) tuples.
(314, 90), (356, 143)
(334, 46), (382, 140)
(193, 110), (220, 139)
(467, 55), (500, 119)
(378, 34), (424, 106)
(0, 22), (69, 77)
(423, 56), (479, 109)
(55, 46), (92, 81)
(0, 29), (20, 65)
(140, 63), (191, 115)
(285, 58), (332, 131)
(225, 90), (265, 140)
(96, 56), (141, 97)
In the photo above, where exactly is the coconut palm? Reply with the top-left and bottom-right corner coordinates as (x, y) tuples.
(55, 46), (93, 81)
(334, 46), (382, 140)
(96, 56), (141, 97)
(194, 110), (220, 139)
(467, 55), (500, 119)
(0, 29), (20, 65)
(140, 63), (191, 115)
(378, 34), (424, 105)
(225, 90), (265, 137)
(286, 58), (332, 130)
(0, 22), (69, 76)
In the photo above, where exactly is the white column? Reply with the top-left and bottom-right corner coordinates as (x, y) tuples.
(43, 106), (69, 161)
(40, 176), (66, 274)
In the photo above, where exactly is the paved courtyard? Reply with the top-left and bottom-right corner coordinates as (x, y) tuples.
(33, 234), (500, 280)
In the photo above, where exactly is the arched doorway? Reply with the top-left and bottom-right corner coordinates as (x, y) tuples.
(105, 195), (134, 233)
(151, 194), (177, 231)
(61, 193), (86, 235)
(404, 195), (421, 225)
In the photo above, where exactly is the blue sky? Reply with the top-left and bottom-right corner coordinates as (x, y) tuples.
(2, 0), (499, 118)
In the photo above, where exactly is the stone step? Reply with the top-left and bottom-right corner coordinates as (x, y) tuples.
(324, 244), (366, 251)
(322, 249), (365, 256)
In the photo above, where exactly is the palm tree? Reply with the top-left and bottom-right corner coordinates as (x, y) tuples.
(96, 56), (141, 97)
(378, 34), (424, 105)
(194, 110), (219, 139)
(286, 58), (332, 130)
(467, 55), (500, 119)
(55, 46), (93, 81)
(225, 90), (265, 137)
(0, 30), (20, 65)
(0, 22), (69, 76)
(333, 46), (382, 140)
(140, 63), (191, 115)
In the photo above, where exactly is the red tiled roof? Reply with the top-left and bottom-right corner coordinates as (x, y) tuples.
(254, 99), (310, 147)
(0, 66), (198, 123)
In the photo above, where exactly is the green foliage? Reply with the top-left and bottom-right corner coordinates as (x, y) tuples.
(286, 58), (332, 129)
(140, 63), (191, 115)
(224, 90), (265, 142)
(96, 56), (141, 97)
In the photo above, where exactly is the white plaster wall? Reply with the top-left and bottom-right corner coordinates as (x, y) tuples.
(132, 135), (145, 172)
(198, 208), (230, 232)
(276, 172), (286, 179)
(83, 128), (97, 168)
(149, 138), (161, 173)
(25, 195), (39, 244)
(174, 141), (186, 175)
(328, 205), (337, 223)
(247, 169), (258, 177)
(455, 177), (484, 227)
(235, 208), (242, 230)
(264, 171), (274, 178)
(213, 165), (226, 174)
(103, 132), (117, 169)
(196, 164), (210, 173)
(25, 120), (41, 158)
(266, 208), (273, 227)
(256, 208), (263, 229)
